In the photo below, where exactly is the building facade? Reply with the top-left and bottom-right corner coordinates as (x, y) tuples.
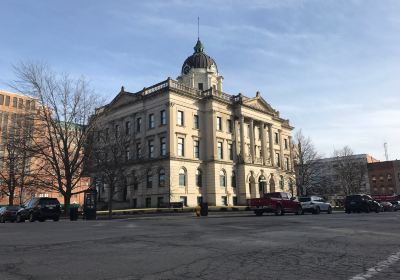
(90, 39), (295, 208)
(368, 160), (400, 195)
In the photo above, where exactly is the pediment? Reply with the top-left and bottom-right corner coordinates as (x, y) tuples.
(106, 91), (136, 112)
(243, 96), (276, 114)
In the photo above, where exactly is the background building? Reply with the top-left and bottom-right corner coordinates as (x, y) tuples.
(89, 39), (296, 208)
(368, 160), (400, 195)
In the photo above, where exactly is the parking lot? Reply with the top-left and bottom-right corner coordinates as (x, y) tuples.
(1, 211), (400, 280)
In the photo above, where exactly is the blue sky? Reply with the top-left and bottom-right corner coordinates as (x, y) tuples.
(1, 0), (399, 160)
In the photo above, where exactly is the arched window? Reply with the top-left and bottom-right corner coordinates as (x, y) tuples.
(231, 171), (236, 188)
(196, 169), (202, 187)
(220, 170), (226, 187)
(159, 168), (166, 187)
(179, 168), (186, 186)
(146, 170), (153, 188)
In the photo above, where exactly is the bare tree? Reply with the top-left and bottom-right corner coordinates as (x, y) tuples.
(293, 130), (322, 196)
(0, 111), (39, 205)
(87, 125), (131, 219)
(11, 62), (102, 214)
(332, 146), (367, 195)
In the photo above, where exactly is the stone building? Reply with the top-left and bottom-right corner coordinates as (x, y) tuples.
(90, 39), (295, 208)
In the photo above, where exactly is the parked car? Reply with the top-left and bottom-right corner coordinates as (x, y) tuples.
(299, 196), (332, 214)
(380, 201), (394, 212)
(0, 205), (21, 223)
(390, 201), (400, 211)
(345, 194), (381, 213)
(16, 197), (61, 222)
(248, 192), (302, 216)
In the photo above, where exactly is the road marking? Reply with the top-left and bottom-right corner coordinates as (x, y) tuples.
(349, 250), (400, 280)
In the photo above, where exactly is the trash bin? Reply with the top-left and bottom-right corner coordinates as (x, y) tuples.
(200, 202), (208, 216)
(69, 205), (79, 221)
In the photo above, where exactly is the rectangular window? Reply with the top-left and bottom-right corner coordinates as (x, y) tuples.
(18, 98), (23, 109)
(197, 196), (203, 206)
(221, 196), (228, 206)
(105, 128), (109, 141)
(233, 196), (238, 206)
(276, 153), (281, 167)
(136, 118), (142, 132)
(194, 140), (200, 159)
(177, 137), (184, 156)
(12, 97), (17, 108)
(132, 198), (137, 208)
(115, 124), (120, 138)
(217, 142), (223, 159)
(198, 83), (203, 90)
(193, 114), (199, 129)
(30, 100), (35, 110)
(247, 124), (250, 137)
(284, 139), (288, 149)
(160, 110), (167, 125)
(217, 117), (222, 131)
(177, 110), (184, 126)
(25, 100), (30, 111)
(160, 137), (167, 156)
(149, 114), (155, 128)
(180, 196), (188, 207)
(125, 121), (130, 135)
(275, 132), (279, 144)
(0, 94), (4, 105)
(148, 140), (154, 158)
(5, 96), (10, 106)
(157, 197), (164, 208)
(227, 119), (232, 133)
(126, 148), (131, 161)
(136, 143), (142, 158)
(285, 157), (290, 170)
(147, 173), (153, 188)
(228, 143), (233, 160)
(145, 197), (151, 208)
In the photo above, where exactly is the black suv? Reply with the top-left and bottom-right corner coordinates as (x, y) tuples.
(16, 197), (61, 222)
(345, 194), (381, 213)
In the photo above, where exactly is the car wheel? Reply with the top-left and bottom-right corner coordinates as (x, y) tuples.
(16, 214), (23, 223)
(38, 218), (45, 222)
(327, 206), (332, 214)
(53, 217), (60, 222)
(313, 207), (320, 215)
(0, 216), (5, 223)
(29, 213), (35, 222)
(345, 210), (351, 214)
(365, 206), (370, 213)
(275, 205), (282, 216)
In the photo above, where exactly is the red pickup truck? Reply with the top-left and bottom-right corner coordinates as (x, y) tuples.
(248, 192), (303, 216)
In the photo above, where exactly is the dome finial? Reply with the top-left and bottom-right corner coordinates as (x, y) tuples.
(194, 17), (204, 53)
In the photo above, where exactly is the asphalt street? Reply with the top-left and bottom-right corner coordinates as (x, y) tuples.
(1, 211), (400, 280)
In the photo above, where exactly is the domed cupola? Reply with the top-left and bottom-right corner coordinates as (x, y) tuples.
(178, 39), (223, 91)
(181, 39), (218, 75)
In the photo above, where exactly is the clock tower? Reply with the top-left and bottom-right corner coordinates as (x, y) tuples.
(177, 39), (223, 91)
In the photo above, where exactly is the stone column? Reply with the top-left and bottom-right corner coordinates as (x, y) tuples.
(249, 119), (255, 163)
(260, 123), (267, 165)
(168, 102), (175, 157)
(239, 116), (245, 162)
(288, 136), (294, 171)
(234, 119), (240, 160)
(267, 123), (274, 166)
(278, 129), (284, 169)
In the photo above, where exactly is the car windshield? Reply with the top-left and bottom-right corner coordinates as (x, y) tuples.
(299, 197), (311, 202)
(347, 195), (362, 201)
(264, 193), (281, 198)
(6, 206), (20, 211)
(40, 199), (60, 206)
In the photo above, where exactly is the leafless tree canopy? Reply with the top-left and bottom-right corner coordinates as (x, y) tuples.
(332, 146), (367, 195)
(11, 62), (103, 212)
(0, 112), (38, 205)
(293, 130), (322, 196)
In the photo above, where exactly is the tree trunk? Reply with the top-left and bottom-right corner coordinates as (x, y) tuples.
(8, 191), (14, 206)
(107, 185), (113, 219)
(64, 194), (71, 217)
